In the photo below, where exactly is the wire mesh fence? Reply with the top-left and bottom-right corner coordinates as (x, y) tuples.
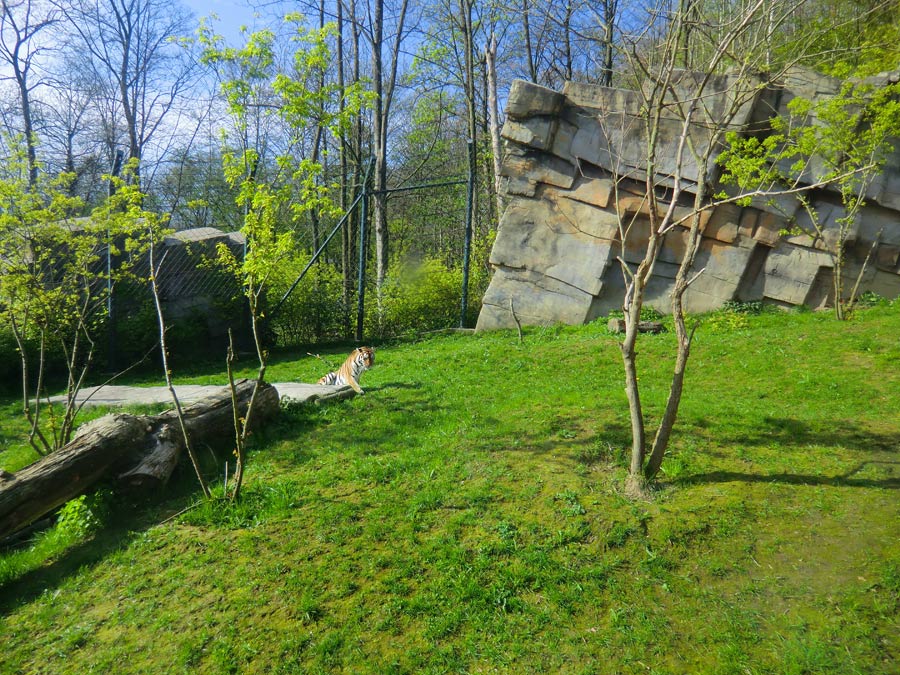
(107, 228), (247, 369)
(103, 169), (475, 365)
(264, 173), (475, 348)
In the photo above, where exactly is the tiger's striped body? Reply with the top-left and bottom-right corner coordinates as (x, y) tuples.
(317, 347), (375, 394)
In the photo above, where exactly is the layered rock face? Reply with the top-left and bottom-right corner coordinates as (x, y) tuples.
(476, 70), (900, 331)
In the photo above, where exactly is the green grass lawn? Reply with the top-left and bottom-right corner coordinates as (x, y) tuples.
(1, 303), (898, 674)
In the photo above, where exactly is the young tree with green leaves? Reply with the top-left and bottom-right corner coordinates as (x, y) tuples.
(718, 81), (900, 319)
(200, 15), (364, 499)
(0, 149), (154, 456)
(606, 0), (899, 493)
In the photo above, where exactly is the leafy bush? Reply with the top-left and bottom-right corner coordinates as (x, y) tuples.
(0, 316), (85, 391)
(704, 308), (751, 333)
(366, 256), (465, 338)
(854, 291), (893, 308)
(0, 326), (20, 393)
(607, 306), (665, 321)
(237, 242), (491, 346)
(721, 299), (766, 315)
(268, 260), (346, 346)
(56, 491), (111, 540)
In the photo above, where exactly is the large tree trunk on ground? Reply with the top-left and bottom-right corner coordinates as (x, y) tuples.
(0, 380), (279, 540)
(0, 414), (147, 539)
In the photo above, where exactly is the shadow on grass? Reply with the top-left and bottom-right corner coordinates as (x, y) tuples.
(0, 478), (199, 614)
(729, 416), (899, 454)
(1, 526), (134, 613)
(679, 416), (900, 490)
(468, 412), (632, 469)
(0, 379), (435, 608)
(676, 464), (900, 489)
(362, 381), (424, 393)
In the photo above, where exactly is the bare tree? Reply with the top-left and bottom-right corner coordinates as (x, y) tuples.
(594, 0), (618, 87)
(485, 30), (503, 215)
(502, 0), (612, 88)
(368, 0), (412, 289)
(54, 0), (197, 183)
(0, 0), (58, 184)
(38, 68), (112, 202)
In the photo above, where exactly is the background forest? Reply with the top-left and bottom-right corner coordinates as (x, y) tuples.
(0, 0), (898, 356)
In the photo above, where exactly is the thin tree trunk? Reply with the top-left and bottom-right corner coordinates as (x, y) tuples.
(562, 0), (573, 82)
(522, 0), (537, 83)
(371, 0), (410, 290)
(486, 31), (504, 218)
(645, 293), (694, 478)
(619, 256), (653, 481)
(601, 0), (617, 87)
(309, 0), (328, 254)
(16, 73), (38, 185)
(149, 245), (210, 498)
(372, 0), (387, 288)
(337, 0), (352, 335)
(834, 252), (846, 319)
(621, 306), (646, 479)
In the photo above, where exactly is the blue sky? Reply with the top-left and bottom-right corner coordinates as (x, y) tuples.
(181, 0), (266, 43)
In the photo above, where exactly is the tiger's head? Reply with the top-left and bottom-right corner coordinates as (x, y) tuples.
(356, 346), (375, 368)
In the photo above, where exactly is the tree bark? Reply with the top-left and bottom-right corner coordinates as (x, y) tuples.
(0, 413), (146, 539)
(371, 0), (410, 289)
(600, 0), (617, 87)
(485, 31), (503, 219)
(0, 380), (279, 540)
(522, 0), (537, 83)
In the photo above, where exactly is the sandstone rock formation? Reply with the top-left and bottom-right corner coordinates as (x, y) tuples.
(476, 70), (900, 331)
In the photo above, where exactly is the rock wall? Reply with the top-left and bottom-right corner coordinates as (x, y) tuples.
(476, 69), (900, 331)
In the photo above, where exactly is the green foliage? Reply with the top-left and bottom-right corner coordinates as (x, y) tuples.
(0, 489), (112, 586)
(201, 16), (367, 352)
(719, 82), (900, 202)
(721, 300), (765, 315)
(704, 300), (773, 333)
(0, 325), (23, 391)
(855, 291), (894, 309)
(268, 260), (346, 345)
(0, 144), (163, 451)
(774, 0), (900, 78)
(717, 81), (900, 318)
(607, 306), (664, 322)
(366, 256), (466, 338)
(56, 491), (112, 540)
(704, 309), (750, 333)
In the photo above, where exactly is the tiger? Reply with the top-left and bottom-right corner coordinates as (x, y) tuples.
(316, 346), (375, 394)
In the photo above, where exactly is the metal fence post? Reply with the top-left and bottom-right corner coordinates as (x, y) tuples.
(355, 160), (374, 342)
(460, 138), (476, 328)
(106, 149), (123, 371)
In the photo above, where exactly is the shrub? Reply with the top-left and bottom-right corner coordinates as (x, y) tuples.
(56, 490), (112, 541)
(366, 256), (465, 338)
(268, 259), (347, 346)
(0, 326), (20, 393)
(607, 306), (665, 321)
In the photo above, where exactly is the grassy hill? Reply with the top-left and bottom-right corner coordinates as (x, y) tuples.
(1, 302), (898, 674)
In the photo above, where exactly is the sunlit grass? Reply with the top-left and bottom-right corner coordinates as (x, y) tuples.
(1, 302), (898, 674)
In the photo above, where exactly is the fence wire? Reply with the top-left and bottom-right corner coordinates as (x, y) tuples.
(107, 230), (247, 368)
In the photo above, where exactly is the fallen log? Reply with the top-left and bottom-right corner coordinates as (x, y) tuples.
(118, 379), (281, 489)
(0, 379), (280, 540)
